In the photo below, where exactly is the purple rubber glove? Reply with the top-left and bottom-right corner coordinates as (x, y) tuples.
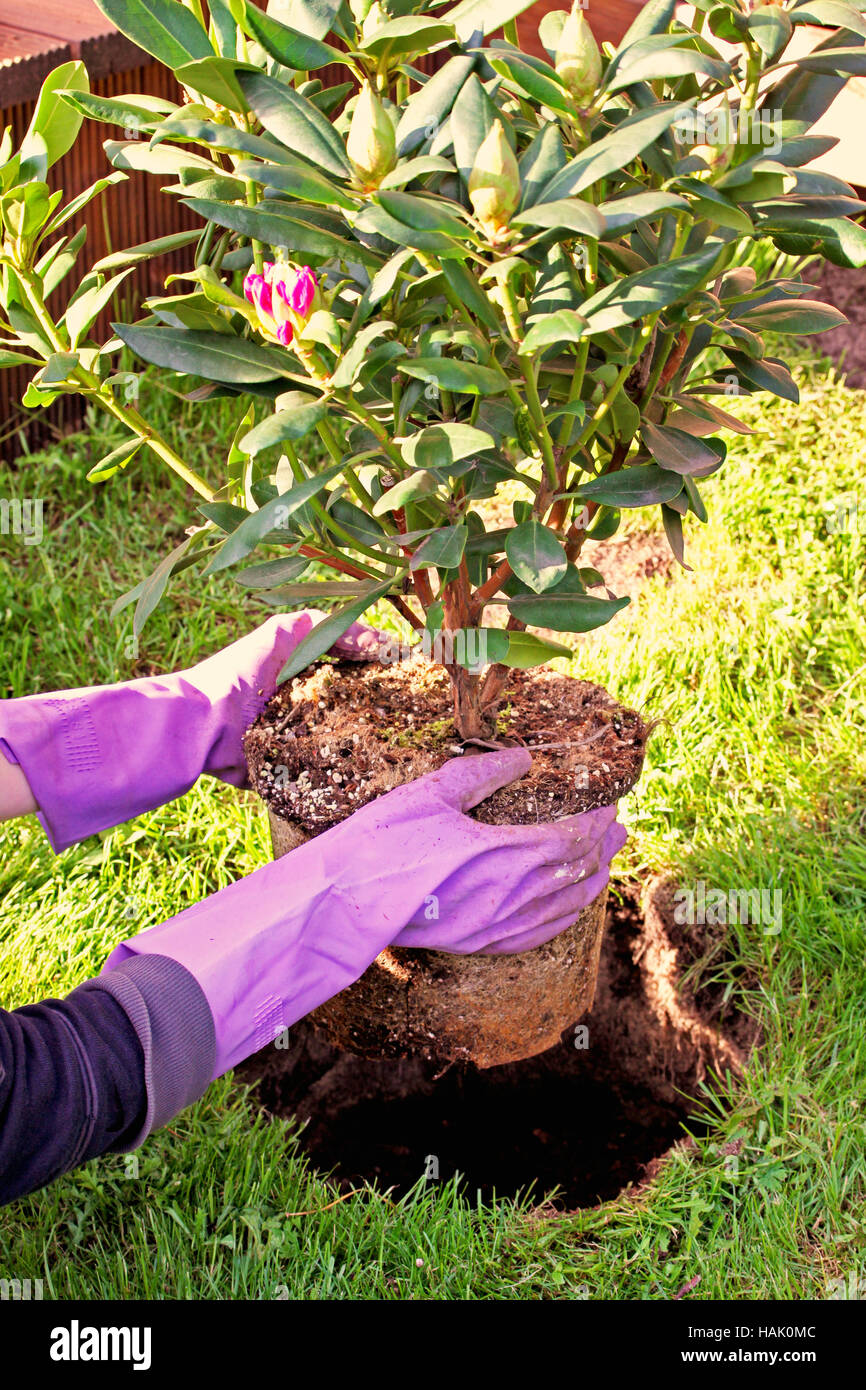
(102, 748), (625, 1078)
(0, 611), (391, 852)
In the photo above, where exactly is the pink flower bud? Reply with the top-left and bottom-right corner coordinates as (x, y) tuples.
(290, 267), (318, 318)
(244, 270), (273, 319)
(276, 321), (294, 347)
(242, 269), (258, 304)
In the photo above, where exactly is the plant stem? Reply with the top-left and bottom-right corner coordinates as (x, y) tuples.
(517, 355), (558, 489)
(18, 268), (214, 499)
(244, 179), (264, 275)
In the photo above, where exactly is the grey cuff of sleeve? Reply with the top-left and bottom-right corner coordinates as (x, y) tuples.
(79, 954), (216, 1150)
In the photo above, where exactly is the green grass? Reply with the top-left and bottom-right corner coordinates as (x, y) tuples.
(0, 360), (864, 1299)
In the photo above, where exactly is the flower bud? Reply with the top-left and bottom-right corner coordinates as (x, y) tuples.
(555, 4), (602, 105)
(468, 120), (520, 242)
(347, 82), (397, 190)
(244, 262), (324, 348)
(243, 266), (273, 321)
(271, 264), (323, 346)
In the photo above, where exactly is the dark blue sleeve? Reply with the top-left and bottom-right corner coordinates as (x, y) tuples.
(0, 955), (216, 1206)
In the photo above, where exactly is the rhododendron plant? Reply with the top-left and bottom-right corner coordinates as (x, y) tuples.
(1, 0), (864, 739)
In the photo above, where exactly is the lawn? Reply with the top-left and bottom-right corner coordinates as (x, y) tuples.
(0, 350), (864, 1300)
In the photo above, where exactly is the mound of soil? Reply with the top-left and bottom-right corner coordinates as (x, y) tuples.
(239, 875), (757, 1210)
(244, 657), (648, 834)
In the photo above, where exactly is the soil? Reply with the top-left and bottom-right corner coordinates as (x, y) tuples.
(239, 874), (757, 1210)
(245, 658), (650, 1069)
(806, 262), (866, 389)
(244, 657), (649, 835)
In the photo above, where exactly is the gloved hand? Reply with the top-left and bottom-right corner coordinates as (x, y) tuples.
(0, 611), (391, 852)
(102, 748), (625, 1078)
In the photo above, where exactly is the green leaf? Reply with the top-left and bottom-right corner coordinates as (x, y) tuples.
(237, 71), (352, 178)
(661, 503), (691, 568)
(641, 422), (725, 475)
(505, 520), (567, 594)
(398, 357), (503, 395)
(150, 114), (290, 162)
(748, 5), (793, 61)
(519, 123), (567, 212)
(488, 53), (572, 116)
(268, 0), (342, 42)
(93, 230), (200, 271)
(577, 464), (684, 508)
(56, 89), (174, 133)
(22, 62), (89, 170)
(507, 574), (630, 632)
(44, 173), (127, 234)
(721, 349), (800, 403)
(789, 3), (866, 39)
(410, 524), (468, 571)
(451, 73), (504, 187)
(372, 471), (439, 516)
(396, 54), (476, 156)
(235, 158), (357, 210)
(93, 0), (214, 67)
(616, 0), (677, 48)
(512, 198), (606, 239)
(606, 37), (730, 94)
(792, 45), (866, 76)
(440, 259), (500, 331)
(124, 536), (196, 635)
(182, 197), (381, 267)
(235, 556), (310, 589)
(767, 213), (866, 268)
(204, 460), (346, 574)
(767, 27), (865, 132)
(104, 139), (214, 178)
(277, 578), (396, 683)
(65, 270), (133, 349)
(331, 321), (395, 389)
(737, 298), (847, 334)
(377, 189), (469, 240)
(539, 101), (693, 202)
(355, 200), (465, 255)
(400, 422), (495, 470)
(444, 0), (536, 43)
(113, 323), (291, 383)
(0, 349), (42, 367)
(598, 190), (689, 235)
(40, 351), (79, 385)
(174, 57), (258, 112)
(241, 397), (328, 452)
(198, 502), (248, 533)
(379, 155), (456, 190)
(86, 437), (142, 483)
(264, 580), (380, 603)
(675, 178), (754, 235)
(579, 248), (719, 335)
(445, 627), (570, 669)
(241, 3), (344, 69)
(359, 16), (454, 59)
(494, 630), (573, 668)
(522, 308), (589, 352)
